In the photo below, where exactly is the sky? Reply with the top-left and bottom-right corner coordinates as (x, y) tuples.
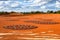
(0, 0), (60, 12)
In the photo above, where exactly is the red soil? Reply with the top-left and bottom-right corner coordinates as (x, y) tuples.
(0, 14), (60, 40)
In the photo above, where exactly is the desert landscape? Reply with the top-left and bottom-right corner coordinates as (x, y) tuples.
(0, 12), (60, 40)
(0, 0), (60, 40)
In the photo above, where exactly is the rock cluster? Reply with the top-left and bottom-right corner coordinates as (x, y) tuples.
(3, 25), (38, 30)
(24, 20), (60, 24)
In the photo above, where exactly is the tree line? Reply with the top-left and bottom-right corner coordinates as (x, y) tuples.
(22, 10), (60, 14)
(0, 10), (60, 15)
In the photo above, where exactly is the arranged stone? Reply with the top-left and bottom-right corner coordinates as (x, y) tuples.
(24, 20), (60, 24)
(3, 25), (38, 30)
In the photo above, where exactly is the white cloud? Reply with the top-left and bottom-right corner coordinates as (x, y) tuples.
(0, 1), (4, 5)
(40, 6), (46, 9)
(33, 0), (41, 3)
(0, 0), (52, 8)
(0, 0), (58, 12)
(0, 1), (20, 11)
(0, 1), (4, 9)
(10, 1), (20, 7)
(56, 1), (60, 8)
(28, 0), (52, 6)
(4, 1), (11, 5)
(0, 6), (4, 9)
(30, 1), (46, 6)
(24, 0), (33, 2)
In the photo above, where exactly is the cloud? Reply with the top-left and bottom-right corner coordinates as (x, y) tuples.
(10, 1), (20, 7)
(56, 1), (60, 8)
(0, 1), (4, 5)
(40, 6), (46, 9)
(28, 0), (52, 6)
(4, 1), (11, 5)
(0, 0), (8, 1)
(24, 0), (33, 2)
(0, 0), (59, 12)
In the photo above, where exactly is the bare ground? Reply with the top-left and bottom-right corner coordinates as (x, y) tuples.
(0, 14), (60, 40)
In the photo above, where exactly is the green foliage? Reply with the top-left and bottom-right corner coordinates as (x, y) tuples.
(22, 11), (43, 14)
(0, 10), (60, 15)
(0, 12), (10, 15)
(56, 10), (60, 13)
(47, 10), (53, 13)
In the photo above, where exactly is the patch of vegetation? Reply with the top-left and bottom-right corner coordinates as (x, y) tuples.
(0, 12), (10, 15)
(0, 10), (60, 15)
(22, 10), (60, 14)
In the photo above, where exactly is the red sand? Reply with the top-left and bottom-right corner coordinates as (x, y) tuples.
(0, 14), (60, 40)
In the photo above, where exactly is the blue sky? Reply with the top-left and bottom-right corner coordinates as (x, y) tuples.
(0, 0), (60, 12)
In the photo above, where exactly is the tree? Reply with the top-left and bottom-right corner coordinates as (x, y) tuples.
(47, 10), (53, 13)
(57, 10), (60, 13)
